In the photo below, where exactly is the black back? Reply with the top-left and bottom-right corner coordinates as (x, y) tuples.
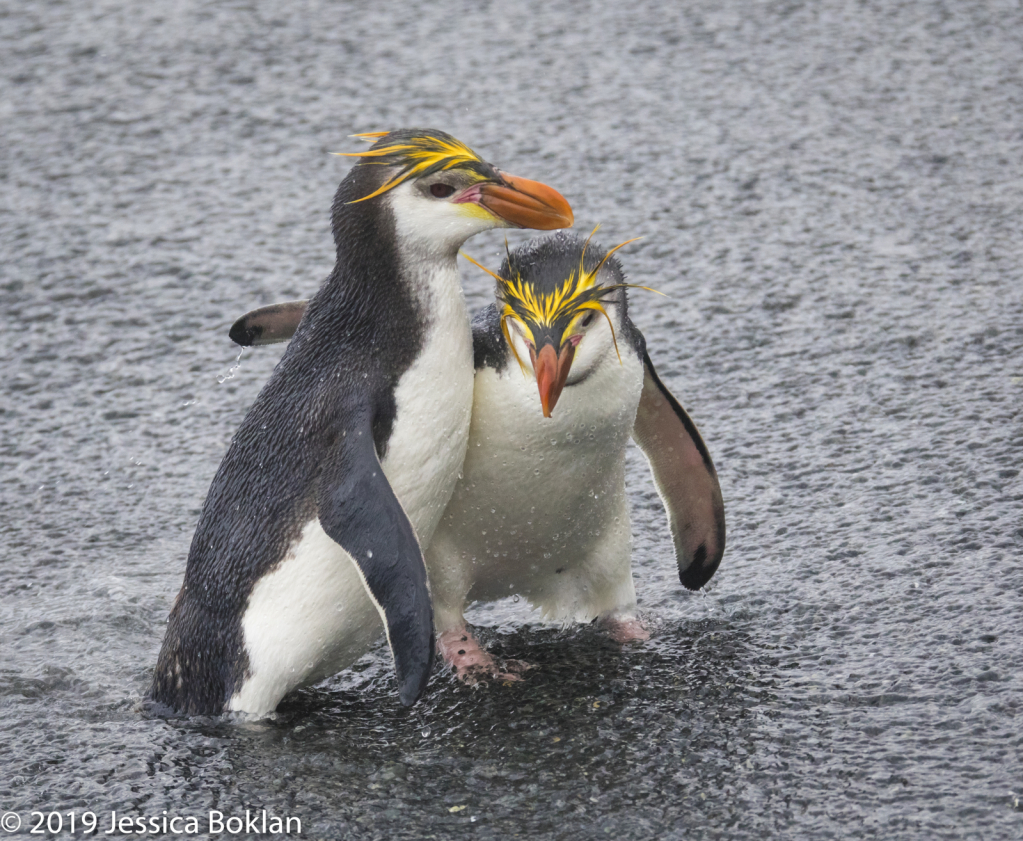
(471, 304), (508, 371)
(150, 143), (427, 714)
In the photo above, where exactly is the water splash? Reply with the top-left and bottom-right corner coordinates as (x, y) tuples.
(217, 349), (244, 384)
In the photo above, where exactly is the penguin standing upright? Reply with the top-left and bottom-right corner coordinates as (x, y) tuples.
(149, 129), (573, 715)
(429, 230), (724, 676)
(231, 230), (724, 682)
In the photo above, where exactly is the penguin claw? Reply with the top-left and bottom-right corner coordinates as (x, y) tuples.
(501, 658), (534, 675)
(465, 666), (522, 685)
(464, 664), (527, 685)
(437, 627), (533, 685)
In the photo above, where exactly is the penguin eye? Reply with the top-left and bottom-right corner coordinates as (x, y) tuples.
(430, 183), (456, 198)
(581, 312), (596, 328)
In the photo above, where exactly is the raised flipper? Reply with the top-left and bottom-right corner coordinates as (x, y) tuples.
(317, 409), (435, 705)
(229, 300), (308, 346)
(632, 350), (725, 590)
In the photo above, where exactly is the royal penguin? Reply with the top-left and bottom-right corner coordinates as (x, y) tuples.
(230, 229), (724, 682)
(149, 129), (573, 715)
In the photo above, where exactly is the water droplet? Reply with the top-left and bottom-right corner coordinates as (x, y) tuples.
(367, 550), (373, 558)
(217, 349), (245, 383)
(513, 595), (520, 603)
(421, 727), (431, 738)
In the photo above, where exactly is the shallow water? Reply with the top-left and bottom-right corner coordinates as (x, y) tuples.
(2, 1), (1022, 839)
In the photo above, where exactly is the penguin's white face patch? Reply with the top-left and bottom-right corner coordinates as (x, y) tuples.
(563, 301), (622, 386)
(505, 317), (536, 376)
(386, 179), (506, 257)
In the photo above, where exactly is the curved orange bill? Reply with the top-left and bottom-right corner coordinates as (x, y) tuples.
(529, 342), (577, 417)
(479, 173), (574, 230)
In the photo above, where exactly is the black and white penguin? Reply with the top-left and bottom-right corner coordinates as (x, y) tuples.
(428, 230), (725, 676)
(149, 129), (573, 715)
(231, 230), (724, 682)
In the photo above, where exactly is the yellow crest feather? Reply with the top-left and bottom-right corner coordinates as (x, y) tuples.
(333, 131), (486, 203)
(464, 229), (656, 369)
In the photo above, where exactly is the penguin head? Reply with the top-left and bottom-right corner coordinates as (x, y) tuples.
(333, 129), (573, 256)
(468, 229), (644, 418)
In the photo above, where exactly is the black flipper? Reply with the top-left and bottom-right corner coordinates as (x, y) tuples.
(317, 409), (435, 706)
(632, 351), (726, 590)
(230, 301), (309, 346)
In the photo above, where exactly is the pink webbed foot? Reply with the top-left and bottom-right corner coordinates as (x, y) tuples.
(600, 615), (651, 644)
(437, 628), (533, 685)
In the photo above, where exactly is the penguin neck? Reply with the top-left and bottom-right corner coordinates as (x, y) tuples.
(326, 191), (419, 317)
(389, 229), (464, 318)
(302, 187), (467, 378)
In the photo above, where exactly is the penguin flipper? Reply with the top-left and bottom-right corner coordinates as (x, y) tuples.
(229, 300), (309, 346)
(317, 415), (435, 706)
(632, 351), (726, 590)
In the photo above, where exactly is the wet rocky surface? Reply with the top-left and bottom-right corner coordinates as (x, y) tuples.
(2, 1), (1021, 838)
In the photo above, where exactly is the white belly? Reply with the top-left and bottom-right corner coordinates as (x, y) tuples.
(426, 348), (644, 628)
(230, 266), (474, 716)
(228, 518), (382, 714)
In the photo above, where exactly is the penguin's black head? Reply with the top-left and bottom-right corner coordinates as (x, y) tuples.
(466, 229), (646, 417)
(331, 129), (573, 255)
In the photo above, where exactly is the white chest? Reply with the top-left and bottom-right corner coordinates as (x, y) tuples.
(427, 347), (644, 617)
(380, 263), (474, 546)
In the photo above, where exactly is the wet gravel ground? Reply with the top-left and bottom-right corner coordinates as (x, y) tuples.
(2, 1), (1022, 839)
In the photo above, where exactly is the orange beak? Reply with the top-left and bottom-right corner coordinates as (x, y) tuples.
(479, 173), (574, 230)
(529, 343), (577, 418)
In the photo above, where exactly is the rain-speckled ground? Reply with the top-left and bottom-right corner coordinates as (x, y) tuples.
(2, 1), (1022, 839)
